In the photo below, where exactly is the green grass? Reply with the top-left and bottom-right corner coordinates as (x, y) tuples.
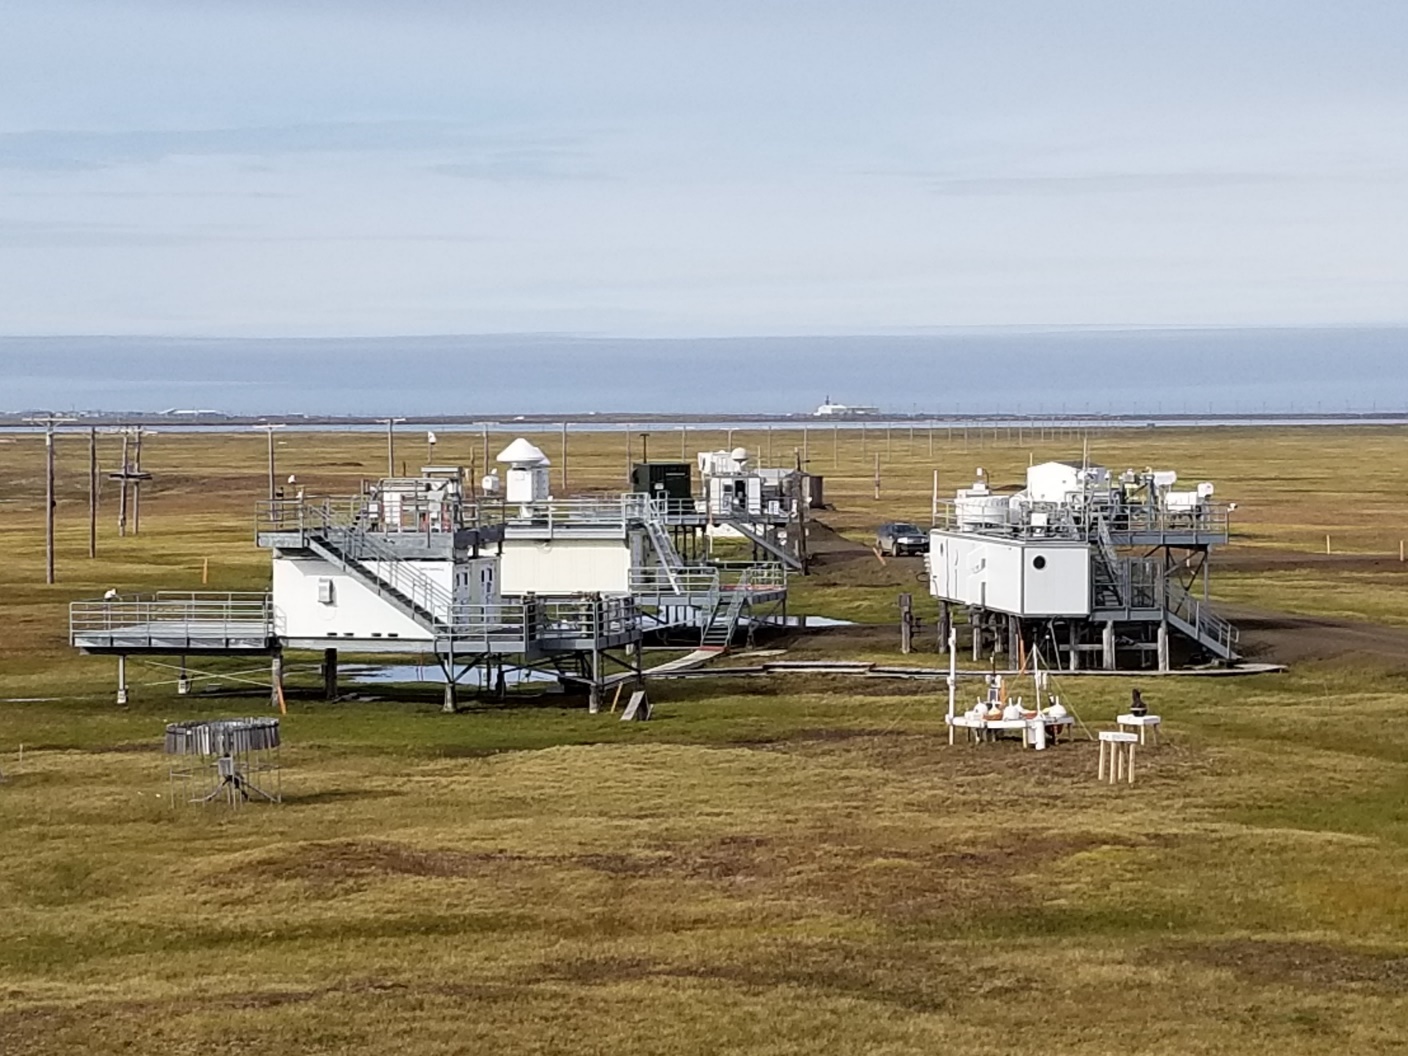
(3, 426), (1408, 1053)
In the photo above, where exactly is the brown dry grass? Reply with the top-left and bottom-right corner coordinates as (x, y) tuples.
(2, 425), (1408, 1053)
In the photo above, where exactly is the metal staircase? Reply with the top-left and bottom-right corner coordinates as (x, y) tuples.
(308, 531), (448, 630)
(700, 580), (752, 650)
(642, 506), (686, 592)
(295, 512), (454, 634)
(1162, 576), (1239, 660)
(1091, 515), (1125, 608)
(721, 518), (804, 572)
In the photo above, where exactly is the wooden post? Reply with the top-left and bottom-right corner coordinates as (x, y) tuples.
(116, 654), (128, 705)
(589, 647), (602, 714)
(88, 427), (97, 559)
(323, 647), (339, 701)
(117, 431), (129, 537)
(44, 419), (55, 584)
(931, 469), (939, 525)
(802, 424), (808, 465)
(938, 602), (951, 654)
(899, 593), (913, 654)
(267, 425), (277, 501)
(131, 427), (142, 535)
(833, 423), (839, 469)
(271, 652), (284, 710)
(202, 557), (209, 584)
(386, 417), (395, 477)
(873, 452), (881, 500)
(1325, 534), (1331, 555)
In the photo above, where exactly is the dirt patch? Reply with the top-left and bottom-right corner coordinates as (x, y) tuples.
(1220, 550), (1408, 575)
(1164, 939), (1408, 992)
(238, 840), (513, 884)
(1226, 607), (1408, 667)
(539, 942), (1011, 1014)
(227, 838), (768, 888)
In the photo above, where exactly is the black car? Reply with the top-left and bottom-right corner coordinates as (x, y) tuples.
(876, 521), (929, 556)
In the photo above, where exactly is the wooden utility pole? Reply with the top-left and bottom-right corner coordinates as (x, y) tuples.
(88, 427), (97, 559)
(900, 593), (914, 654)
(253, 423), (284, 504)
(560, 422), (568, 493)
(132, 427), (144, 534)
(117, 431), (130, 536)
(874, 452), (881, 500)
(27, 414), (74, 584)
(794, 451), (810, 574)
(44, 420), (55, 583)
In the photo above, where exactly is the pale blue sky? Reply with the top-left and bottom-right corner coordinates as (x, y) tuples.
(1, 1), (1405, 337)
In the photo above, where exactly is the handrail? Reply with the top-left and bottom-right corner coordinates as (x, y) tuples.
(629, 566), (721, 596)
(932, 499), (1232, 539)
(260, 498), (456, 627)
(71, 595), (274, 644)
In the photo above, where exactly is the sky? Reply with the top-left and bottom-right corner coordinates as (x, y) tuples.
(0, 1), (1406, 338)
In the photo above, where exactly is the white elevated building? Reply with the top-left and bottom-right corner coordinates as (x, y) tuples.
(70, 441), (795, 707)
(928, 460), (1237, 671)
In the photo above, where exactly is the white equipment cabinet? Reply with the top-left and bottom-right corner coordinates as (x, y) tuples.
(928, 532), (1091, 617)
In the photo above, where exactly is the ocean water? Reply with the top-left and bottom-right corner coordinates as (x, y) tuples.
(1, 327), (1404, 416)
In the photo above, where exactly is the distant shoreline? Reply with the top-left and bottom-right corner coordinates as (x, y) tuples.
(2, 411), (1406, 430)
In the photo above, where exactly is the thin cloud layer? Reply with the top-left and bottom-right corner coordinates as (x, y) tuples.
(0, 1), (1405, 335)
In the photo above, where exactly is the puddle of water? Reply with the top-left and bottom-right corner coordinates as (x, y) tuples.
(750, 615), (856, 628)
(344, 663), (558, 686)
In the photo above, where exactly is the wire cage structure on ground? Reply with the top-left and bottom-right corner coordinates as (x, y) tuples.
(165, 717), (282, 806)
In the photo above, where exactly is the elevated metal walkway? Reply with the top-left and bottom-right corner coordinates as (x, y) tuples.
(71, 593), (277, 654)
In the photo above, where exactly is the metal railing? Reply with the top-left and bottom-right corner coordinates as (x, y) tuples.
(317, 524), (454, 623)
(441, 596), (641, 647)
(628, 566), (722, 597)
(71, 593), (274, 647)
(257, 498), (455, 625)
(1164, 577), (1239, 657)
(933, 499), (1231, 539)
(723, 563), (787, 591)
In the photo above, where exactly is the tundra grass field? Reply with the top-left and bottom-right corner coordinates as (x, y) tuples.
(2, 424), (1408, 1054)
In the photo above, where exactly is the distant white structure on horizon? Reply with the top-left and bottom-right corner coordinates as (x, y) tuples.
(813, 396), (879, 418)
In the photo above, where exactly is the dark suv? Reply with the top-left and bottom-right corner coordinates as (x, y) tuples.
(876, 521), (929, 556)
